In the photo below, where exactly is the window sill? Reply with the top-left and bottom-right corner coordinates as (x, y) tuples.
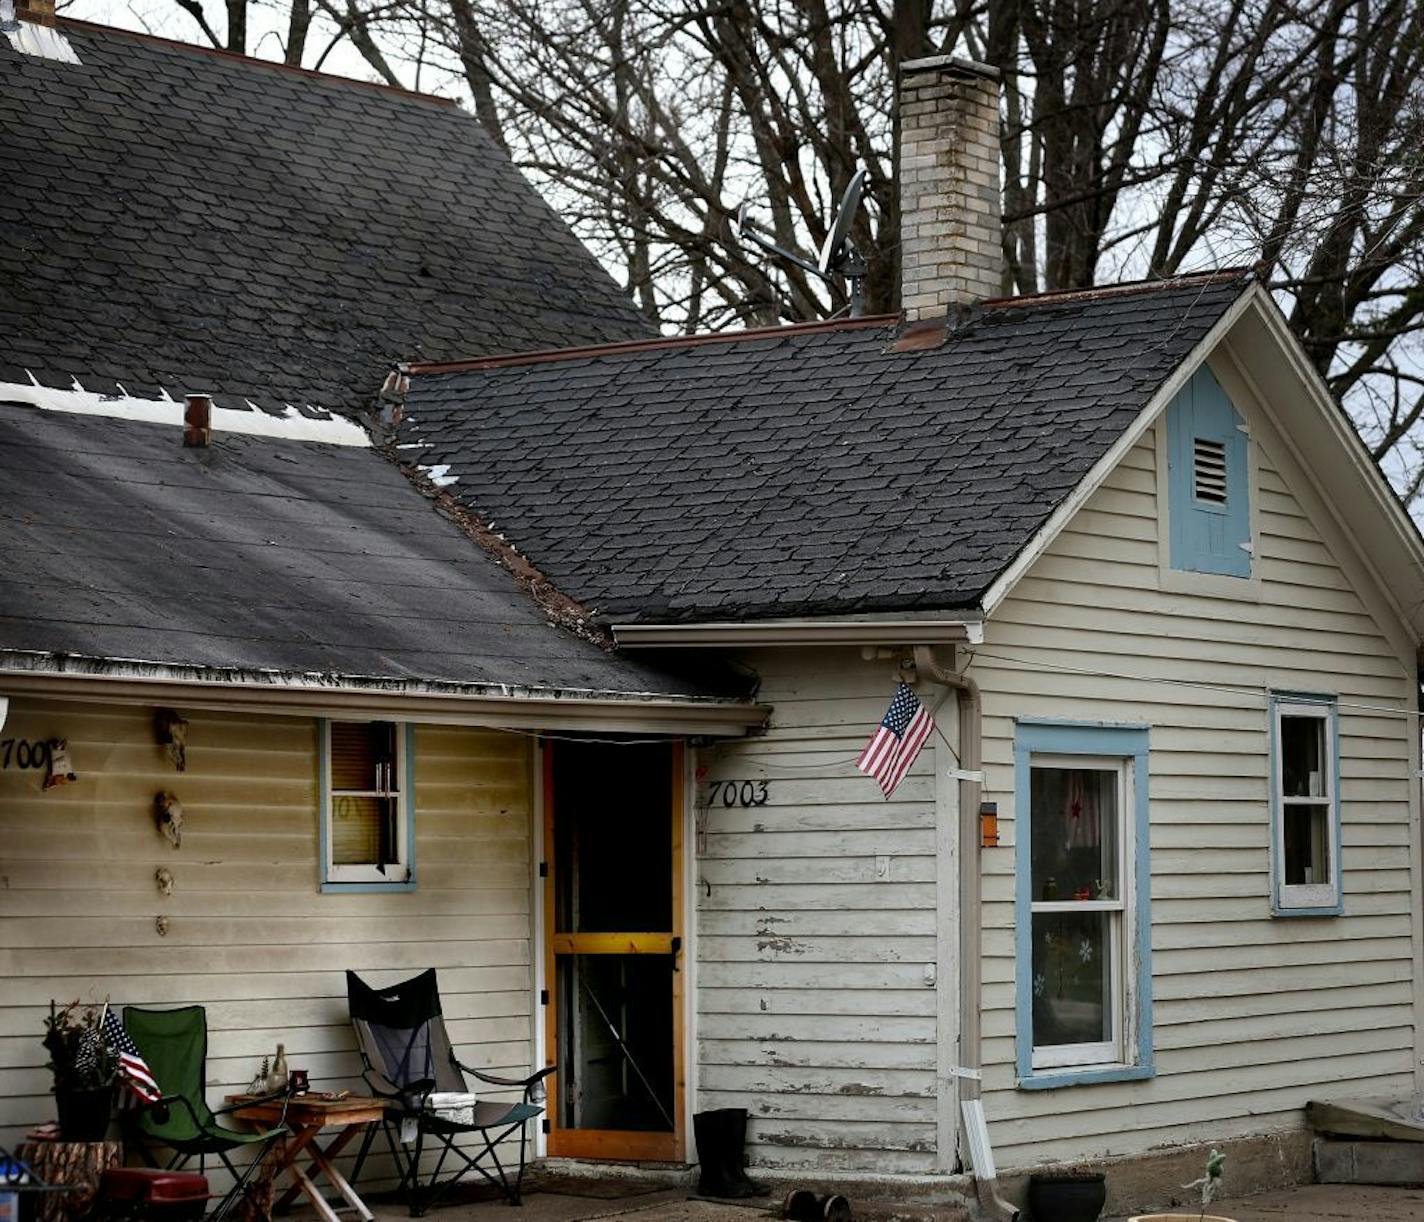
(321, 880), (418, 894)
(1271, 901), (1342, 918)
(1017, 1062), (1154, 1091)
(1158, 566), (1259, 601)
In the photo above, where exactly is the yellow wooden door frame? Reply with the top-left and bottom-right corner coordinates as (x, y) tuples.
(542, 739), (685, 1162)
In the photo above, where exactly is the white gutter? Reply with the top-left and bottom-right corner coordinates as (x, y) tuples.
(0, 654), (767, 736)
(613, 616), (984, 648)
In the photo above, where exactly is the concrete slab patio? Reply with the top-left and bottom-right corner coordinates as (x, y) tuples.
(1103, 1182), (1424, 1221)
(364, 1181), (1424, 1222)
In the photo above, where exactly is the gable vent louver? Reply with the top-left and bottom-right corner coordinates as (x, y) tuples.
(1192, 437), (1228, 504)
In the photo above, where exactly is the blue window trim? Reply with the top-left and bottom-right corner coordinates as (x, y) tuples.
(318, 720), (417, 894)
(1014, 719), (1154, 1090)
(1268, 692), (1342, 918)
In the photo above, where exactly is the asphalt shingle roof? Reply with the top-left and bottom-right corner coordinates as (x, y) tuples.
(0, 21), (650, 416)
(0, 402), (737, 698)
(400, 276), (1249, 623)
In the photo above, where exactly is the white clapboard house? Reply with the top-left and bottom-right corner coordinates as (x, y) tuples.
(2, 11), (1422, 1216)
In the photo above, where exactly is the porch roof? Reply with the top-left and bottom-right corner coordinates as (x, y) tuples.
(0, 401), (752, 712)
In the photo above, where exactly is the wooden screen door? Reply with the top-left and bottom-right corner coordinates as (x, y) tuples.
(543, 739), (684, 1161)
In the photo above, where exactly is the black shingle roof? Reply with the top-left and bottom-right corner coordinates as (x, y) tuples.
(0, 21), (650, 415)
(0, 402), (738, 699)
(400, 276), (1248, 623)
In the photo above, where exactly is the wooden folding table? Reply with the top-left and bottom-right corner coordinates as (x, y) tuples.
(227, 1096), (385, 1222)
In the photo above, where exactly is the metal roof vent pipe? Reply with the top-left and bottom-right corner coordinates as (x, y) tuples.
(0, 0), (19, 33)
(183, 393), (213, 448)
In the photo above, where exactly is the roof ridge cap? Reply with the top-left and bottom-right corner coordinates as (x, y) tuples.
(981, 267), (1253, 310)
(55, 17), (461, 108)
(408, 313), (900, 376)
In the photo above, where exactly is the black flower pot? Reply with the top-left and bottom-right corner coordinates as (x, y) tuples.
(55, 1084), (114, 1140)
(1026, 1172), (1106, 1222)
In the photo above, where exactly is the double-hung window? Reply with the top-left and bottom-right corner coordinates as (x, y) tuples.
(320, 719), (415, 890)
(1015, 722), (1152, 1088)
(1270, 695), (1340, 915)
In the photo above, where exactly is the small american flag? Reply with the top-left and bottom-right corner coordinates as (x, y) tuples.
(75, 1008), (162, 1103)
(856, 682), (935, 798)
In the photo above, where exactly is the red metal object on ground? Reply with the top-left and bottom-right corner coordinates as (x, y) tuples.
(97, 1168), (210, 1222)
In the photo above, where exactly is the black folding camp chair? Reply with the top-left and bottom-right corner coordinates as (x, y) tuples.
(122, 1006), (292, 1222)
(346, 969), (553, 1213)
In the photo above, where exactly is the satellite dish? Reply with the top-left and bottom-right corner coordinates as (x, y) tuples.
(733, 201), (751, 243)
(728, 167), (870, 317)
(817, 168), (867, 275)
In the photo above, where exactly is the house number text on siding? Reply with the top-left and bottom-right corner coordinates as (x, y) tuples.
(705, 780), (770, 807)
(1, 739), (52, 770)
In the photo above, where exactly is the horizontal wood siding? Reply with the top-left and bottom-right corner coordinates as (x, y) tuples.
(977, 415), (1417, 1168)
(695, 654), (942, 1172)
(0, 700), (533, 1180)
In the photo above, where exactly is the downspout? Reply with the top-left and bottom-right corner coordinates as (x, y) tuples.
(913, 644), (1019, 1221)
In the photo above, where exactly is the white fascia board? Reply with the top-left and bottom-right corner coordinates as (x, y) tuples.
(1236, 289), (1424, 648)
(980, 283), (1259, 618)
(612, 617), (985, 648)
(0, 656), (767, 736)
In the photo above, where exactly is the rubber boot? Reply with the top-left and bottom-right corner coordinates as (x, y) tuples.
(694, 1110), (741, 1198)
(693, 1110), (725, 1197)
(693, 1108), (764, 1199)
(721, 1107), (767, 1197)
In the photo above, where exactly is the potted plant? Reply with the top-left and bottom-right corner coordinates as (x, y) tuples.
(1129, 1149), (1235, 1222)
(43, 1001), (117, 1140)
(1026, 1166), (1106, 1221)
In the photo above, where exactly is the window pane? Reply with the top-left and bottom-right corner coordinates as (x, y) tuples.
(1032, 911), (1113, 1047)
(1284, 803), (1331, 885)
(331, 721), (398, 792)
(1280, 716), (1325, 798)
(1031, 767), (1119, 901)
(331, 794), (399, 867)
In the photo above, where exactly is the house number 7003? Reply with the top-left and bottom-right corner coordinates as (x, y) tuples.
(706, 780), (769, 807)
(1, 739), (52, 770)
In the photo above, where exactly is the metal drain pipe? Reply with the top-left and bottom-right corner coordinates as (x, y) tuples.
(912, 645), (1018, 1221)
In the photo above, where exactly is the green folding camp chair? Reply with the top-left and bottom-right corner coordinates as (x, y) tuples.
(122, 1006), (291, 1222)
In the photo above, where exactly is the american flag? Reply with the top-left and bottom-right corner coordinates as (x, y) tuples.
(856, 682), (935, 798)
(75, 1008), (162, 1103)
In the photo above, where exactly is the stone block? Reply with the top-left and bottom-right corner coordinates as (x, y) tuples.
(1315, 1140), (1424, 1185)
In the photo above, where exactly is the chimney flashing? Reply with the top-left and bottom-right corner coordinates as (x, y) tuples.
(5, 0), (82, 62)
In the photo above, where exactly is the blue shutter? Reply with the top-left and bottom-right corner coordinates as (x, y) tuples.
(1166, 366), (1251, 577)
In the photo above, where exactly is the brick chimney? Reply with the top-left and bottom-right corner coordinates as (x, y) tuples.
(898, 56), (1002, 320)
(15, 0), (56, 25)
